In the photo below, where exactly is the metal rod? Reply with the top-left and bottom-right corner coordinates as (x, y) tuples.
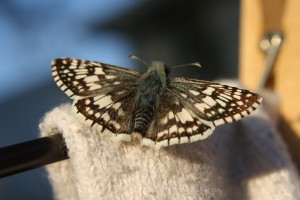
(0, 134), (69, 178)
(257, 31), (284, 90)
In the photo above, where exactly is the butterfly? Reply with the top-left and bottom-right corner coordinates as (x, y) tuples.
(51, 56), (262, 148)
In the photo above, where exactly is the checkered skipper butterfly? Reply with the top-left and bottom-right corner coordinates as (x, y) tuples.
(51, 56), (262, 148)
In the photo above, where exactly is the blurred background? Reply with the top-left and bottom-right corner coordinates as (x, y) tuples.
(0, 0), (239, 199)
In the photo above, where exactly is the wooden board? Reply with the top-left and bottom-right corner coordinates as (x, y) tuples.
(239, 0), (300, 169)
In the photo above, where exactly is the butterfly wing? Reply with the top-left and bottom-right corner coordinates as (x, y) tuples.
(51, 58), (141, 99)
(169, 77), (262, 124)
(52, 58), (141, 140)
(142, 77), (262, 148)
(74, 86), (137, 141)
(142, 89), (214, 147)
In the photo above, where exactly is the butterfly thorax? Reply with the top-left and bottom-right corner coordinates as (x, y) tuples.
(133, 61), (167, 137)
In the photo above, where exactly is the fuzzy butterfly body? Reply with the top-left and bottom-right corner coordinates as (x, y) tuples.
(51, 58), (262, 148)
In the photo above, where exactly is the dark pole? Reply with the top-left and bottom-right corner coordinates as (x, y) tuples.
(0, 134), (69, 178)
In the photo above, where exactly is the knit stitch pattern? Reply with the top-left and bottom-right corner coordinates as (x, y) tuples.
(39, 93), (300, 200)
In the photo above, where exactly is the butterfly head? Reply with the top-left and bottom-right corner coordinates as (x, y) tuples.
(128, 55), (170, 76)
(148, 61), (170, 76)
(129, 54), (201, 77)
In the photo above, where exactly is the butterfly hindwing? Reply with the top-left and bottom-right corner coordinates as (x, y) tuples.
(74, 85), (137, 141)
(142, 89), (214, 147)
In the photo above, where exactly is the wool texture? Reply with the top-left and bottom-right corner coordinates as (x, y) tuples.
(39, 90), (300, 200)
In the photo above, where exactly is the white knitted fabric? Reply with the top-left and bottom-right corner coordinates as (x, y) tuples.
(39, 91), (300, 200)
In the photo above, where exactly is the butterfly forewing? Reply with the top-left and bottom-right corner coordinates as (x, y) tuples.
(52, 58), (141, 98)
(169, 78), (262, 126)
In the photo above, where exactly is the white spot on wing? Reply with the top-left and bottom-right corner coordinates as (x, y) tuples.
(60, 85), (67, 91)
(102, 113), (110, 122)
(157, 130), (168, 139)
(218, 108), (225, 113)
(242, 110), (248, 116)
(112, 102), (121, 110)
(202, 96), (217, 106)
(169, 137), (179, 145)
(64, 90), (73, 97)
(117, 108), (124, 116)
(95, 113), (100, 118)
(156, 139), (169, 148)
(76, 75), (86, 79)
(114, 123), (121, 129)
(56, 80), (63, 86)
(88, 110), (94, 115)
(190, 128), (213, 142)
(168, 112), (174, 120)
(195, 103), (210, 113)
(216, 99), (226, 107)
(179, 136), (189, 144)
(89, 84), (102, 90)
(178, 127), (185, 133)
(218, 95), (229, 102)
(233, 113), (242, 120)
(113, 81), (121, 85)
(189, 90), (200, 96)
(214, 119), (225, 126)
(161, 116), (168, 125)
(169, 125), (177, 133)
(225, 116), (233, 122)
(105, 75), (116, 79)
(84, 75), (99, 83)
(237, 101), (244, 106)
(220, 93), (233, 100)
(202, 87), (215, 95)
(94, 95), (112, 108)
(52, 71), (58, 76)
(94, 68), (104, 75)
(85, 99), (91, 104)
(181, 93), (187, 98)
(177, 108), (194, 123)
(233, 95), (241, 100)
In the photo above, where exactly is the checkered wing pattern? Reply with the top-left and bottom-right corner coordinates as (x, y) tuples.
(52, 58), (141, 98)
(52, 58), (262, 148)
(52, 58), (141, 140)
(142, 78), (262, 147)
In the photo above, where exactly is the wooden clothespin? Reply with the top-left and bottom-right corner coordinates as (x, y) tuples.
(239, 0), (300, 170)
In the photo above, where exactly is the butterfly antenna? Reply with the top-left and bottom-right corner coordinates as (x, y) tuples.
(171, 62), (202, 69)
(128, 54), (150, 68)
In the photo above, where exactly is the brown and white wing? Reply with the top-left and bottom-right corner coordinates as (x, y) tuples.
(141, 77), (262, 148)
(52, 58), (142, 140)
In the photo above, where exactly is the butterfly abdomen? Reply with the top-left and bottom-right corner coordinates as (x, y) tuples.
(133, 68), (166, 137)
(133, 107), (155, 135)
